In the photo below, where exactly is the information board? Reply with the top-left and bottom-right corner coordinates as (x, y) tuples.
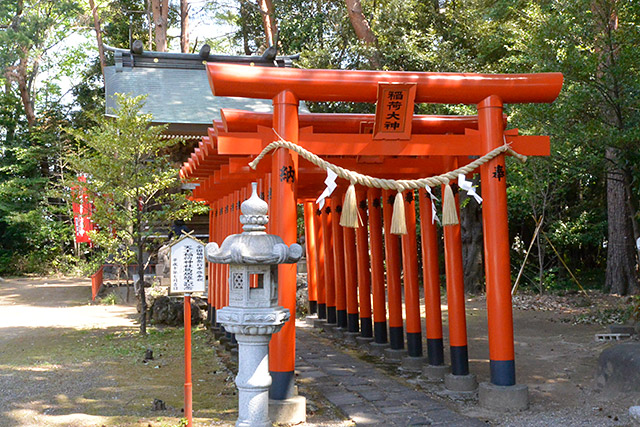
(170, 236), (206, 294)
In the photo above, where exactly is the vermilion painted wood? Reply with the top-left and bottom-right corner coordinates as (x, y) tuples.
(215, 131), (549, 157)
(343, 224), (359, 321)
(303, 202), (319, 307)
(313, 206), (326, 311)
(478, 96), (516, 384)
(367, 189), (386, 326)
(221, 109), (508, 134)
(268, 90), (299, 388)
(381, 189), (404, 335)
(321, 200), (336, 317)
(418, 190), (444, 342)
(355, 189), (372, 321)
(207, 63), (563, 104)
(401, 191), (422, 337)
(330, 193), (347, 324)
(442, 186), (468, 349)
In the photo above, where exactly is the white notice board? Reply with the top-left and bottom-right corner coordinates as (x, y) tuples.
(170, 236), (206, 294)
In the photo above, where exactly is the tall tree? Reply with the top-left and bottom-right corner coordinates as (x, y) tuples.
(257, 0), (277, 46)
(180, 0), (189, 52)
(151, 0), (169, 51)
(343, 0), (380, 68)
(68, 94), (194, 334)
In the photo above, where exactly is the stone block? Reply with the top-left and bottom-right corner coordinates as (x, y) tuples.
(269, 395), (306, 424)
(312, 318), (327, 329)
(444, 373), (477, 392)
(356, 336), (374, 347)
(609, 324), (636, 335)
(596, 342), (640, 392)
(305, 314), (318, 326)
(478, 382), (529, 411)
(423, 364), (450, 381)
(368, 342), (389, 357)
(402, 356), (427, 372)
(344, 331), (359, 345)
(384, 347), (408, 362)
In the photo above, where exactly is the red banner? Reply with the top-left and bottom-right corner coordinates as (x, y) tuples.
(72, 175), (93, 244)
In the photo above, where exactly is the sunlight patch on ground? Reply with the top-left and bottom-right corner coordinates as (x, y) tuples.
(7, 408), (109, 427)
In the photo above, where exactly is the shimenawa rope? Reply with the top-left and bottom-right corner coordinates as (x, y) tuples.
(249, 136), (526, 234)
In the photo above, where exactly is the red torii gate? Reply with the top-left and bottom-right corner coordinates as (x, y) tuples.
(192, 64), (562, 412)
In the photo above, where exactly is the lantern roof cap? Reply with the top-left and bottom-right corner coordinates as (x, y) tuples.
(205, 183), (302, 265)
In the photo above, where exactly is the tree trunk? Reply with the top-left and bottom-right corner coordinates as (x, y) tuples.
(257, 0), (277, 46)
(239, 1), (252, 55)
(343, 0), (381, 68)
(137, 226), (147, 335)
(461, 176), (484, 293)
(605, 147), (639, 295)
(16, 56), (36, 127)
(88, 0), (106, 79)
(180, 0), (189, 53)
(151, 0), (168, 52)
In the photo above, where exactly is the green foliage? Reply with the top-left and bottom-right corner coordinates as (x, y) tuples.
(99, 292), (120, 305)
(67, 94), (196, 267)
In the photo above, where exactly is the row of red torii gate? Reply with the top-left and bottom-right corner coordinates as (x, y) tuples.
(180, 63), (563, 406)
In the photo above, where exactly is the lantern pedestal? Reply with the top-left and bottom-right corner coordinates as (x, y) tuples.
(217, 306), (290, 427)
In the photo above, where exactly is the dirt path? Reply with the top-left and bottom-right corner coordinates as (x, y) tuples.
(0, 277), (139, 426)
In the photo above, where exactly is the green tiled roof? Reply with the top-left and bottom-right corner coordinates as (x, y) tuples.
(105, 66), (272, 126)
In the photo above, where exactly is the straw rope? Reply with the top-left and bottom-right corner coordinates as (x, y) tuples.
(248, 136), (527, 190)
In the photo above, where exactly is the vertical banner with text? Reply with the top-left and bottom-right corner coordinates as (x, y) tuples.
(72, 175), (93, 244)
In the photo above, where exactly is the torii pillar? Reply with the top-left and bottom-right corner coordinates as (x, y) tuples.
(268, 90), (306, 422)
(477, 95), (527, 409)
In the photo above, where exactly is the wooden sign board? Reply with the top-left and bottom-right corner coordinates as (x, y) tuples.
(373, 83), (416, 140)
(170, 235), (206, 294)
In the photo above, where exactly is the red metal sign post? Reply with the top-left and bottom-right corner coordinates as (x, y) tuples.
(184, 293), (193, 427)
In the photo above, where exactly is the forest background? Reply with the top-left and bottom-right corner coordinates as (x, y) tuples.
(0, 0), (639, 296)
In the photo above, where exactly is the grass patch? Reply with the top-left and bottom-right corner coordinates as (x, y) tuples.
(0, 325), (238, 426)
(99, 292), (120, 305)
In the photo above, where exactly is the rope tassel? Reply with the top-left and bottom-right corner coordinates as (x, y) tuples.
(390, 191), (407, 235)
(340, 183), (360, 228)
(442, 184), (459, 226)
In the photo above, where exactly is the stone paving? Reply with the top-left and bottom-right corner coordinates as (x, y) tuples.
(295, 322), (486, 426)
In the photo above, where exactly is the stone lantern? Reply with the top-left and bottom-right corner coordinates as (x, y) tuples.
(206, 182), (302, 427)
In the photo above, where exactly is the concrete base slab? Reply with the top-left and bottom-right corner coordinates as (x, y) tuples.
(444, 373), (478, 392)
(344, 332), (359, 345)
(368, 342), (390, 357)
(384, 348), (408, 362)
(422, 364), (450, 382)
(479, 382), (528, 411)
(305, 315), (318, 326)
(313, 318), (327, 329)
(356, 336), (374, 348)
(401, 356), (426, 372)
(269, 395), (306, 424)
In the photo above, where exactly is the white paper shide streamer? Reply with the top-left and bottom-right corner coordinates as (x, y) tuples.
(316, 168), (338, 209)
(458, 174), (483, 204)
(425, 186), (440, 225)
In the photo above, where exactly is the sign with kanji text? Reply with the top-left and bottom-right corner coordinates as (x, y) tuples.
(373, 83), (416, 140)
(170, 235), (206, 294)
